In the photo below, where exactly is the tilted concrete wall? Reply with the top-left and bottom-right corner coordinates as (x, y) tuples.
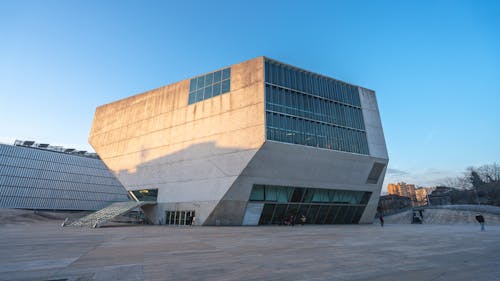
(206, 141), (387, 225)
(358, 87), (389, 222)
(206, 86), (388, 225)
(89, 57), (265, 225)
(90, 57), (388, 226)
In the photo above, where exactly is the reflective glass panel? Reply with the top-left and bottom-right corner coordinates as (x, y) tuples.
(188, 67), (231, 105)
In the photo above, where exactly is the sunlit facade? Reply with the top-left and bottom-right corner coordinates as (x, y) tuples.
(89, 57), (388, 226)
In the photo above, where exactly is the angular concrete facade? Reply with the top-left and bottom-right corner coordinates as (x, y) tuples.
(89, 57), (388, 225)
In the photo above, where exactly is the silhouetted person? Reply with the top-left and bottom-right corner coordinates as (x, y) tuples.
(376, 206), (384, 227)
(419, 210), (424, 221)
(475, 213), (485, 231)
(299, 214), (306, 226)
(379, 213), (384, 227)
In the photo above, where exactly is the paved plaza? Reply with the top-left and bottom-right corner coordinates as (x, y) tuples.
(1, 221), (499, 281)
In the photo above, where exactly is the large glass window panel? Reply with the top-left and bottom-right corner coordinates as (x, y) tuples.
(213, 82), (221, 97)
(205, 73), (213, 85)
(213, 70), (222, 83)
(352, 206), (365, 223)
(306, 205), (320, 223)
(272, 204), (288, 224)
(204, 85), (213, 99)
(315, 205), (330, 224)
(303, 189), (314, 203)
(249, 185), (265, 201)
(343, 206), (357, 224)
(333, 206), (348, 224)
(360, 192), (372, 204)
(290, 188), (305, 202)
(222, 68), (231, 80)
(324, 206), (339, 224)
(197, 76), (204, 89)
(276, 186), (292, 203)
(265, 186), (278, 201)
(259, 204), (275, 225)
(195, 89), (203, 102)
(221, 79), (230, 93)
(287, 204), (300, 220)
(189, 79), (197, 92)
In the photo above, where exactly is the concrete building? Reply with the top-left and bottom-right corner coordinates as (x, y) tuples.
(89, 57), (388, 226)
(0, 141), (128, 210)
(388, 182), (417, 202)
(388, 182), (432, 206)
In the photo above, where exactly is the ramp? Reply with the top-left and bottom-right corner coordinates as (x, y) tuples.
(64, 201), (152, 228)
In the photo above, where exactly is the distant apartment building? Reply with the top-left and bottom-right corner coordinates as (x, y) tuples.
(388, 182), (416, 201)
(387, 182), (432, 206)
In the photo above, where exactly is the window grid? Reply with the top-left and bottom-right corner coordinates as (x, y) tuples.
(264, 60), (369, 154)
(188, 68), (231, 104)
(250, 184), (371, 225)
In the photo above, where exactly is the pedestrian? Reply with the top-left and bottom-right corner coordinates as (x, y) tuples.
(419, 209), (424, 221)
(379, 213), (384, 227)
(290, 215), (295, 226)
(191, 216), (196, 226)
(475, 213), (485, 231)
(377, 206), (384, 227)
(300, 214), (306, 226)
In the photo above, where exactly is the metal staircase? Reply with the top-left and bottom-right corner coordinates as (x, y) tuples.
(64, 201), (150, 228)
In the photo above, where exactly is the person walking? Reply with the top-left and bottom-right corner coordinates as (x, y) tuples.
(379, 213), (384, 227)
(377, 206), (384, 227)
(475, 213), (485, 231)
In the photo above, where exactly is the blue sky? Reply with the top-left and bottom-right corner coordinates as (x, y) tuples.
(1, 0), (499, 191)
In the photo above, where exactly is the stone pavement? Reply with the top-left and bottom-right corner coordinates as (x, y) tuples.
(0, 222), (498, 281)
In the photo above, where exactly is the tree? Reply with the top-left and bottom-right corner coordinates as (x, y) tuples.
(440, 163), (500, 206)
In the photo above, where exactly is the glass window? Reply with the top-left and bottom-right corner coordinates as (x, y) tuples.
(264, 59), (368, 154)
(213, 82), (221, 97)
(213, 71), (221, 82)
(272, 204), (288, 224)
(222, 68), (231, 80)
(221, 79), (230, 93)
(259, 204), (276, 225)
(265, 186), (277, 201)
(189, 78), (197, 92)
(249, 185), (265, 201)
(188, 68), (231, 105)
(204, 85), (213, 99)
(205, 73), (213, 85)
(197, 76), (204, 89)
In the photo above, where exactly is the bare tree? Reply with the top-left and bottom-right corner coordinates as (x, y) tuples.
(441, 175), (470, 190)
(476, 163), (500, 183)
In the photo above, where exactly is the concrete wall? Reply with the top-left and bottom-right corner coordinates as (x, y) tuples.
(206, 141), (388, 225)
(90, 57), (266, 225)
(359, 88), (388, 160)
(358, 87), (389, 222)
(90, 56), (388, 226)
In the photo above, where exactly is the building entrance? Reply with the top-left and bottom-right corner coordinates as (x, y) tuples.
(166, 210), (196, 225)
